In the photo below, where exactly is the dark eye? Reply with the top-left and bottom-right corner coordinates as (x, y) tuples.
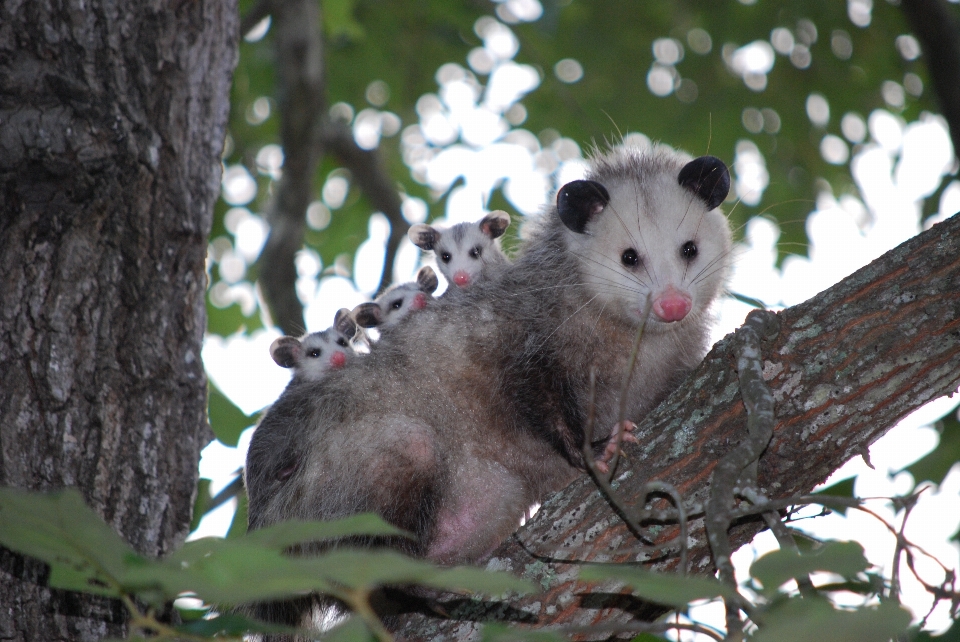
(440, 252), (452, 263)
(469, 246), (482, 259)
(336, 338), (348, 347)
(308, 349), (321, 358)
(681, 241), (698, 260)
(390, 298), (404, 310)
(621, 248), (639, 267)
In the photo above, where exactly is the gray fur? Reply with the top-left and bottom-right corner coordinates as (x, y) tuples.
(245, 143), (732, 626)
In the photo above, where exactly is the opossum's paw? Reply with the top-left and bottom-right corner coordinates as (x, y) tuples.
(594, 421), (638, 474)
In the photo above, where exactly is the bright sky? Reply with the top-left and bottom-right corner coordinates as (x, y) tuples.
(199, 10), (960, 637)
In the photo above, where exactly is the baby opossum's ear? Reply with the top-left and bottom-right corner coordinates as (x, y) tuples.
(416, 266), (439, 294)
(408, 224), (440, 251)
(557, 180), (610, 234)
(270, 336), (303, 368)
(352, 302), (383, 328)
(678, 156), (730, 210)
(479, 210), (511, 239)
(334, 307), (358, 339)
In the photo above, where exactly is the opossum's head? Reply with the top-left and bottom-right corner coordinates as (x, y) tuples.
(353, 266), (438, 329)
(557, 146), (732, 330)
(270, 309), (357, 380)
(408, 211), (510, 288)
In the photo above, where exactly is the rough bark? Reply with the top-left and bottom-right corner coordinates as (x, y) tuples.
(393, 212), (960, 640)
(0, 1), (237, 639)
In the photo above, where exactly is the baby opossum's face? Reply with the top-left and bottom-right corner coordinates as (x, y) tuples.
(409, 211), (510, 289)
(559, 152), (732, 330)
(271, 330), (351, 382)
(379, 285), (429, 327)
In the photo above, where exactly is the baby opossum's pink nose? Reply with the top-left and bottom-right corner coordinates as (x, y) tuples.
(653, 291), (691, 322)
(329, 351), (347, 368)
(453, 271), (470, 287)
(411, 292), (427, 310)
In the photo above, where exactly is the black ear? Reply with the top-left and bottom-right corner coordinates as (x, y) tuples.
(557, 180), (610, 234)
(333, 307), (358, 338)
(408, 224), (440, 251)
(416, 266), (439, 294)
(270, 336), (302, 368)
(352, 302), (383, 328)
(479, 210), (511, 239)
(678, 156), (730, 210)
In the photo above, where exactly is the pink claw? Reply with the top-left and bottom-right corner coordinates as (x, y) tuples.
(594, 421), (638, 474)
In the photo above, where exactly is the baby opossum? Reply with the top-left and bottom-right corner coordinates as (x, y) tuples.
(408, 210), (511, 289)
(246, 145), (732, 607)
(269, 308), (359, 382)
(352, 266), (439, 331)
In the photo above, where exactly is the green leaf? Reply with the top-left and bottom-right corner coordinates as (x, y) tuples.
(904, 413), (960, 486)
(208, 382), (254, 446)
(630, 635), (669, 642)
(750, 541), (870, 596)
(0, 487), (141, 598)
(242, 514), (411, 549)
(814, 477), (857, 515)
(578, 565), (739, 609)
(312, 549), (534, 596)
(752, 596), (912, 642)
(122, 537), (337, 606)
(321, 616), (376, 642)
(190, 478), (213, 532)
(226, 485), (249, 538)
(177, 612), (295, 637)
(480, 622), (566, 641)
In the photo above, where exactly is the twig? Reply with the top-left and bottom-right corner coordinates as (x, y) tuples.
(704, 308), (779, 639)
(610, 294), (653, 477)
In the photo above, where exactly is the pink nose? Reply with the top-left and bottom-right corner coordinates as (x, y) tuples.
(410, 292), (427, 310)
(329, 351), (347, 368)
(653, 292), (691, 322)
(453, 271), (470, 287)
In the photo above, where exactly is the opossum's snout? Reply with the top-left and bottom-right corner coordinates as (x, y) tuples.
(453, 270), (471, 287)
(652, 288), (692, 322)
(329, 351), (347, 368)
(411, 292), (428, 310)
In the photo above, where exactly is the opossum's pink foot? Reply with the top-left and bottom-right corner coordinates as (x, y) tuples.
(594, 421), (638, 474)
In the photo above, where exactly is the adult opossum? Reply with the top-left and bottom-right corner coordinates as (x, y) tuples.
(245, 144), (732, 574)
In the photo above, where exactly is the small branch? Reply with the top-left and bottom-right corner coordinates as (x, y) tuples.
(321, 120), (409, 295)
(705, 309), (779, 639)
(900, 0), (960, 174)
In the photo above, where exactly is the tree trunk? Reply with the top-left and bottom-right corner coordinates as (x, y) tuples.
(393, 212), (960, 639)
(0, 1), (237, 639)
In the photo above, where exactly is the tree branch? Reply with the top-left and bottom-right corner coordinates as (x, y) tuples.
(900, 0), (960, 173)
(256, 0), (326, 336)
(393, 212), (960, 639)
(321, 120), (409, 296)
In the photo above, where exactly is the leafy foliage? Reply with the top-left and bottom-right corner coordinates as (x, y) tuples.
(0, 487), (531, 640)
